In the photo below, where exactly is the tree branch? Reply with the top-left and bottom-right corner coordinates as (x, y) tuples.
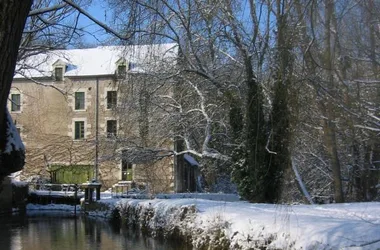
(62, 0), (132, 41)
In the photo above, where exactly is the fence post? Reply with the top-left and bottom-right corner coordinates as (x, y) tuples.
(74, 184), (78, 216)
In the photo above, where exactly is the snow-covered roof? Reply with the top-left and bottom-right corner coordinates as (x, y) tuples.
(15, 43), (178, 79)
(184, 154), (199, 167)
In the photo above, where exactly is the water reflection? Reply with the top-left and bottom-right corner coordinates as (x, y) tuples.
(0, 213), (190, 250)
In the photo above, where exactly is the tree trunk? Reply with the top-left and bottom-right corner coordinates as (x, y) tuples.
(322, 0), (344, 203)
(0, 0), (32, 174)
(365, 0), (380, 200)
(268, 0), (293, 203)
(245, 56), (268, 202)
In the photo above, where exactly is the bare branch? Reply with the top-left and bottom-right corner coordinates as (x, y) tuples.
(62, 0), (132, 40)
(29, 3), (67, 16)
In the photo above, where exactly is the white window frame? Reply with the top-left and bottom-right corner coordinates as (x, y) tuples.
(74, 91), (86, 111)
(72, 118), (87, 140)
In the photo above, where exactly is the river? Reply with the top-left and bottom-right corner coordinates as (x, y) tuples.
(0, 212), (191, 250)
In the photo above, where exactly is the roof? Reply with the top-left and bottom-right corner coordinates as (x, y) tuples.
(14, 43), (178, 79)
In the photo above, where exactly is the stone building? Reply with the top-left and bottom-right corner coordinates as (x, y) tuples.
(9, 44), (178, 192)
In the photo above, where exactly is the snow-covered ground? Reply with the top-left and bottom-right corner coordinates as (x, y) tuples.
(100, 197), (380, 249)
(25, 193), (380, 249)
(156, 192), (240, 202)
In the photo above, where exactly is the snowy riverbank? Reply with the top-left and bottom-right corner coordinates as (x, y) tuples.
(98, 197), (380, 249)
(26, 196), (380, 249)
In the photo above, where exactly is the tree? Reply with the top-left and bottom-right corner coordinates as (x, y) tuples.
(106, 0), (300, 201)
(104, 0), (380, 202)
(0, 0), (32, 177)
(266, 0), (296, 202)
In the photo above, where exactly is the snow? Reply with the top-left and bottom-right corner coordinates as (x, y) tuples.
(4, 109), (25, 154)
(30, 190), (83, 198)
(155, 193), (240, 202)
(10, 171), (21, 181)
(11, 179), (28, 187)
(15, 43), (177, 78)
(184, 153), (199, 166)
(99, 198), (380, 249)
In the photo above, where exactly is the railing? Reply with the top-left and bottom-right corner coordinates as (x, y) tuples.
(111, 181), (149, 198)
(28, 183), (83, 198)
(28, 182), (103, 205)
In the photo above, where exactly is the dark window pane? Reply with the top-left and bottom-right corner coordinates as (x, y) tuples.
(107, 120), (117, 138)
(55, 67), (63, 81)
(121, 160), (133, 181)
(11, 94), (21, 112)
(107, 91), (117, 109)
(75, 121), (85, 139)
(75, 92), (85, 110)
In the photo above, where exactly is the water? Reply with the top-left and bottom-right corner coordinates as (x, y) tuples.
(0, 213), (190, 250)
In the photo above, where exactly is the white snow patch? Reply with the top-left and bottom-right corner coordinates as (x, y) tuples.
(11, 179), (28, 187)
(4, 110), (25, 154)
(30, 190), (83, 197)
(184, 154), (199, 166)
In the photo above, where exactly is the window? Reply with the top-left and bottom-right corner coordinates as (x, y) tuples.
(106, 91), (117, 109)
(117, 65), (126, 79)
(121, 160), (133, 181)
(74, 92), (85, 110)
(11, 94), (21, 112)
(74, 121), (85, 139)
(55, 67), (63, 81)
(106, 120), (117, 138)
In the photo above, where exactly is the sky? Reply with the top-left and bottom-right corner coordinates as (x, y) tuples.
(78, 0), (114, 46)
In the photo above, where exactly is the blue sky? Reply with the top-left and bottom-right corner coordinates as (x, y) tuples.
(78, 0), (113, 45)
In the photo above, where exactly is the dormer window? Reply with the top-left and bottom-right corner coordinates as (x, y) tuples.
(55, 67), (63, 81)
(116, 58), (127, 79)
(53, 59), (67, 82)
(117, 64), (126, 79)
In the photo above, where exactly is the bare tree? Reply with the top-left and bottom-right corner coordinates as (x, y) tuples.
(106, 0), (295, 200)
